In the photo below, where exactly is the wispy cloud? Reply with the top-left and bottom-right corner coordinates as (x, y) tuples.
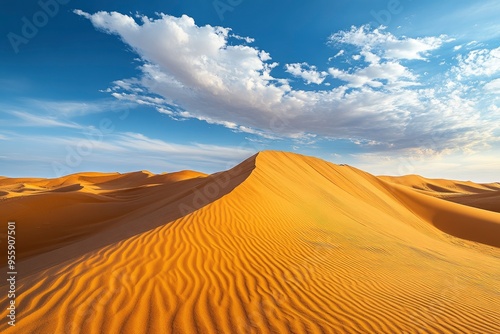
(9, 111), (82, 128)
(116, 132), (255, 163)
(0, 130), (256, 177)
(27, 98), (134, 117)
(438, 0), (500, 41)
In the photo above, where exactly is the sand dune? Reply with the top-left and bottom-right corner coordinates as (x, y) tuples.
(381, 174), (500, 214)
(445, 190), (500, 213)
(382, 180), (500, 247)
(379, 174), (500, 195)
(0, 167), (246, 264)
(1, 151), (499, 333)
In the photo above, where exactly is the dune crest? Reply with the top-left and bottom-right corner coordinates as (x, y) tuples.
(1, 151), (499, 333)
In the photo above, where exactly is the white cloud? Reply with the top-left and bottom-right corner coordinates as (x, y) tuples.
(328, 61), (417, 88)
(455, 47), (500, 77)
(285, 62), (327, 85)
(111, 91), (169, 106)
(328, 25), (448, 60)
(75, 11), (497, 155)
(488, 104), (500, 115)
(230, 34), (255, 43)
(333, 50), (344, 58)
(484, 78), (500, 92)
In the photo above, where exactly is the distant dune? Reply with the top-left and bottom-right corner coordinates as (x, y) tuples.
(1, 151), (499, 333)
(380, 175), (500, 214)
(445, 190), (500, 213)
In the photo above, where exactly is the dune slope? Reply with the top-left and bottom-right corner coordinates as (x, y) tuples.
(0, 166), (253, 265)
(1, 151), (499, 333)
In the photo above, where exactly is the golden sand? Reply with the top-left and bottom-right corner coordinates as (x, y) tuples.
(1, 151), (499, 333)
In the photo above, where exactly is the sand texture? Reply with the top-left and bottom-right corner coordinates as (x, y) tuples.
(1, 151), (499, 333)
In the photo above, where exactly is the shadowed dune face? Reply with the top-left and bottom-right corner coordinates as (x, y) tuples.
(445, 190), (500, 213)
(0, 151), (499, 333)
(382, 181), (500, 247)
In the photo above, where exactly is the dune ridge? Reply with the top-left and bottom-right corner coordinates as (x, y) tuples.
(0, 160), (253, 268)
(1, 151), (499, 333)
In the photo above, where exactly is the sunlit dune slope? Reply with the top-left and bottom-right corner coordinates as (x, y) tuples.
(1, 151), (499, 334)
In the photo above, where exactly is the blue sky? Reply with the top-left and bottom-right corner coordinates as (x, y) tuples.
(1, 0), (499, 181)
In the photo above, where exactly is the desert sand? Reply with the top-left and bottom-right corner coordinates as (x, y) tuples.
(380, 175), (500, 214)
(1, 151), (499, 333)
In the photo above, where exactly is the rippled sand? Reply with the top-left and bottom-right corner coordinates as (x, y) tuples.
(1, 151), (499, 333)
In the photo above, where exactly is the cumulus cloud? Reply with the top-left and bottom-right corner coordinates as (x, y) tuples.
(75, 10), (497, 154)
(285, 62), (327, 85)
